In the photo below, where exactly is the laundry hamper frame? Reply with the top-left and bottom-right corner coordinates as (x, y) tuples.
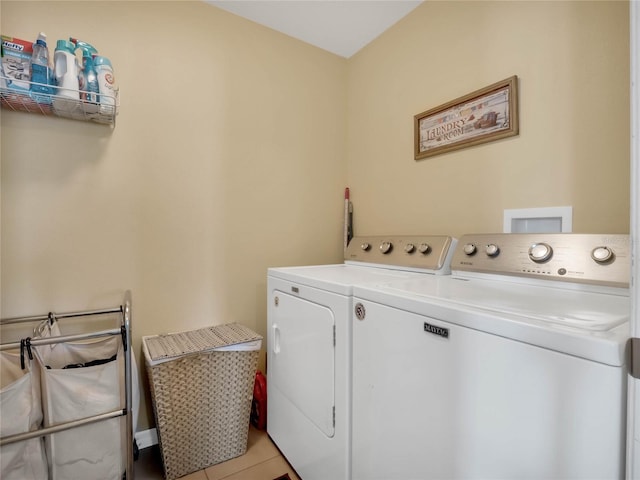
(0, 291), (135, 480)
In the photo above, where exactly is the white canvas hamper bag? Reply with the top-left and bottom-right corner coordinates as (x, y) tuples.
(35, 323), (126, 480)
(0, 349), (48, 480)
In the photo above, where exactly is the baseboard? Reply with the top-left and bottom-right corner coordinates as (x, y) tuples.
(135, 428), (158, 449)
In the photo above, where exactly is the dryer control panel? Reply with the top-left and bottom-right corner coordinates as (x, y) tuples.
(451, 233), (630, 288)
(345, 235), (457, 274)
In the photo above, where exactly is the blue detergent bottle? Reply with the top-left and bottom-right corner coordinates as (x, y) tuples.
(70, 38), (99, 104)
(30, 32), (55, 98)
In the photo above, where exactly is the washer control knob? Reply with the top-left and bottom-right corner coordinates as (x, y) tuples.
(463, 243), (477, 255)
(379, 241), (393, 254)
(529, 243), (553, 263)
(418, 243), (431, 254)
(591, 246), (614, 264)
(485, 244), (500, 257)
(361, 242), (371, 251)
(404, 243), (416, 254)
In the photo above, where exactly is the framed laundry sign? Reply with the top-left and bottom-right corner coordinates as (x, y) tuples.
(414, 75), (519, 160)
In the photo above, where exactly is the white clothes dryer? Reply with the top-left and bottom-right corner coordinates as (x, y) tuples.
(267, 235), (456, 480)
(351, 233), (630, 480)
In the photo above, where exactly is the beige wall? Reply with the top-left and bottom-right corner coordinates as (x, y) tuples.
(0, 1), (347, 429)
(347, 0), (630, 237)
(0, 0), (630, 432)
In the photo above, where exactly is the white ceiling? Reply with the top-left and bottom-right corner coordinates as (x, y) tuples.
(205, 0), (424, 58)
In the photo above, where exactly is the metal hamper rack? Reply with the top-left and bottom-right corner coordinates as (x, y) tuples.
(0, 290), (134, 479)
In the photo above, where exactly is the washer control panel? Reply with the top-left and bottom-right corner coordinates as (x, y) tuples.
(451, 233), (630, 287)
(345, 235), (456, 274)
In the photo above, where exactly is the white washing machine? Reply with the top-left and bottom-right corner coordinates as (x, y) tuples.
(351, 233), (630, 480)
(267, 235), (456, 480)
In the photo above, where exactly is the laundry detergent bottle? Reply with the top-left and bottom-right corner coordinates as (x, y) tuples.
(71, 38), (99, 104)
(52, 39), (80, 113)
(94, 55), (118, 115)
(54, 40), (79, 98)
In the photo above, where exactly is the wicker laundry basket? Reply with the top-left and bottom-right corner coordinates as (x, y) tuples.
(143, 323), (262, 480)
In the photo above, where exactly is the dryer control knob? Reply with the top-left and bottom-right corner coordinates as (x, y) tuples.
(379, 241), (393, 254)
(418, 243), (431, 254)
(485, 244), (500, 257)
(529, 243), (553, 263)
(463, 243), (477, 255)
(591, 246), (614, 264)
(361, 242), (371, 251)
(404, 243), (416, 254)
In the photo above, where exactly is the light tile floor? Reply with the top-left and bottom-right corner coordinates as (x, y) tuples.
(134, 426), (300, 480)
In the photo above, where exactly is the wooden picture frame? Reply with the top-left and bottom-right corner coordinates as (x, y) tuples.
(414, 75), (519, 160)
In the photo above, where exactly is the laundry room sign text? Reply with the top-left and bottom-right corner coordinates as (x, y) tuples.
(414, 75), (519, 160)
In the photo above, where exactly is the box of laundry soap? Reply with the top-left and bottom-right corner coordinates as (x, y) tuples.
(1, 35), (33, 92)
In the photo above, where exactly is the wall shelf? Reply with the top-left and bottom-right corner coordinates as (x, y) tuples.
(0, 78), (119, 126)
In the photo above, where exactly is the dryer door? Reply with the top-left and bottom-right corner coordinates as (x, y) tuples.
(270, 291), (335, 437)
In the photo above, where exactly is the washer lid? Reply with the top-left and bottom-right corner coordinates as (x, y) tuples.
(385, 275), (629, 331)
(353, 275), (629, 366)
